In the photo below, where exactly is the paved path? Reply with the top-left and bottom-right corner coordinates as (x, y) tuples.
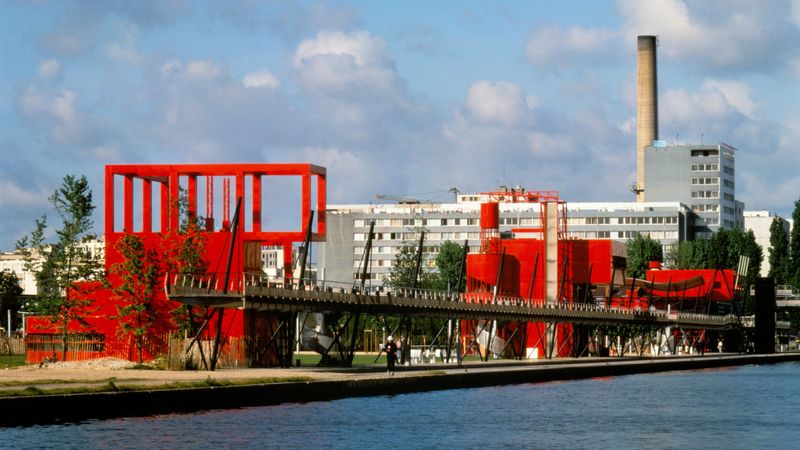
(0, 353), (758, 395)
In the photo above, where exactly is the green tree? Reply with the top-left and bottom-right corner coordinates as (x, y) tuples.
(16, 175), (102, 360)
(110, 233), (161, 363)
(626, 233), (663, 279)
(768, 218), (791, 284)
(162, 213), (209, 335)
(384, 241), (436, 289)
(0, 271), (23, 333)
(434, 241), (465, 292)
(791, 199), (800, 287)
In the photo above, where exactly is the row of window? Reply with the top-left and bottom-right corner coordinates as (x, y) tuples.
(691, 163), (718, 171)
(723, 193), (735, 202)
(691, 177), (719, 185)
(354, 218), (480, 228)
(695, 217), (719, 225)
(723, 166), (734, 175)
(723, 180), (734, 188)
(358, 214), (689, 229)
(691, 190), (719, 199)
(692, 204), (719, 212)
(354, 231), (481, 242)
(620, 216), (678, 225)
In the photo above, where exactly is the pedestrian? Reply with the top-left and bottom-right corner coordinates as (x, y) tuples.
(717, 339), (723, 353)
(384, 335), (398, 374)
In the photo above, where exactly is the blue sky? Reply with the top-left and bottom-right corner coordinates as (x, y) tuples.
(2, 0), (800, 250)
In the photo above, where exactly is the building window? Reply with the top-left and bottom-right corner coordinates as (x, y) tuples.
(691, 149), (719, 157)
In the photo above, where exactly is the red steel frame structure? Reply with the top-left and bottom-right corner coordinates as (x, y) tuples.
(461, 190), (737, 359)
(104, 163), (326, 279)
(27, 163), (326, 364)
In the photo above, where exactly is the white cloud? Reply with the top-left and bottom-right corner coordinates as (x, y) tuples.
(618, 0), (790, 71)
(701, 79), (758, 118)
(527, 132), (573, 158)
(243, 70), (280, 89)
(18, 86), (81, 144)
(106, 23), (142, 64)
(466, 81), (528, 126)
(661, 79), (757, 128)
(0, 180), (47, 207)
(183, 60), (225, 81)
(38, 58), (62, 79)
(293, 30), (397, 92)
(298, 147), (378, 201)
(526, 24), (617, 67)
(791, 0), (800, 29)
(661, 87), (729, 125)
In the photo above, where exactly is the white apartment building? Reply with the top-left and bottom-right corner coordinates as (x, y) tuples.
(0, 237), (105, 297)
(318, 191), (692, 286)
(743, 211), (791, 278)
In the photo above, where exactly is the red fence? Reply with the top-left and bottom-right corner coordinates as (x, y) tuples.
(24, 333), (249, 369)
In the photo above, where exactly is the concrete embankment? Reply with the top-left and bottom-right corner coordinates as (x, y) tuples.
(3, 353), (799, 426)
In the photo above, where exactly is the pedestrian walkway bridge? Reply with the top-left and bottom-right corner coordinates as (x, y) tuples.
(166, 273), (739, 330)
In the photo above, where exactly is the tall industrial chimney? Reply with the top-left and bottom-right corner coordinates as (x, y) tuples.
(636, 35), (658, 202)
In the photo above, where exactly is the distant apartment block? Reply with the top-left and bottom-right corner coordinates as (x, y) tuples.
(318, 191), (692, 286)
(643, 142), (744, 238)
(743, 210), (791, 278)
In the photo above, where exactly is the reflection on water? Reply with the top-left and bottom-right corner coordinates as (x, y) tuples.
(6, 362), (800, 450)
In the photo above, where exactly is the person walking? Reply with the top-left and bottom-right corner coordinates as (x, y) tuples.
(384, 335), (398, 374)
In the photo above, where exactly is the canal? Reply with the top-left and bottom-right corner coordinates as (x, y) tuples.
(6, 362), (800, 449)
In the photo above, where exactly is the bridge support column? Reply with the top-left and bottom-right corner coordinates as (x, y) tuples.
(754, 277), (776, 354)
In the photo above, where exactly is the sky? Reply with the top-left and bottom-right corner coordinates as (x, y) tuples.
(2, 0), (800, 251)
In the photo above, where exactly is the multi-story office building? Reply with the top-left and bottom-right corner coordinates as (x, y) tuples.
(643, 142), (744, 238)
(318, 192), (692, 286)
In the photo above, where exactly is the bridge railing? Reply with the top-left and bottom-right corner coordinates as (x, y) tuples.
(168, 272), (739, 325)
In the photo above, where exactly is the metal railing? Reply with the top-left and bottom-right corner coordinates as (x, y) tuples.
(168, 272), (737, 327)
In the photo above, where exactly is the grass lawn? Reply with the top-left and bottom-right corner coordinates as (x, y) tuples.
(0, 354), (26, 369)
(293, 353), (386, 367)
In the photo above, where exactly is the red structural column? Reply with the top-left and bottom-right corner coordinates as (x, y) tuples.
(124, 175), (134, 233)
(104, 166), (114, 235)
(317, 172), (326, 236)
(187, 175), (197, 222)
(205, 175), (214, 229)
(252, 174), (261, 232)
(235, 173), (245, 235)
(282, 241), (293, 282)
(301, 173), (310, 232)
(169, 173), (179, 232)
(160, 181), (169, 233)
(142, 179), (152, 233)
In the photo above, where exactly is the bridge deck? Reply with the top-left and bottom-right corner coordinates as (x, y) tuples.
(167, 275), (737, 330)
